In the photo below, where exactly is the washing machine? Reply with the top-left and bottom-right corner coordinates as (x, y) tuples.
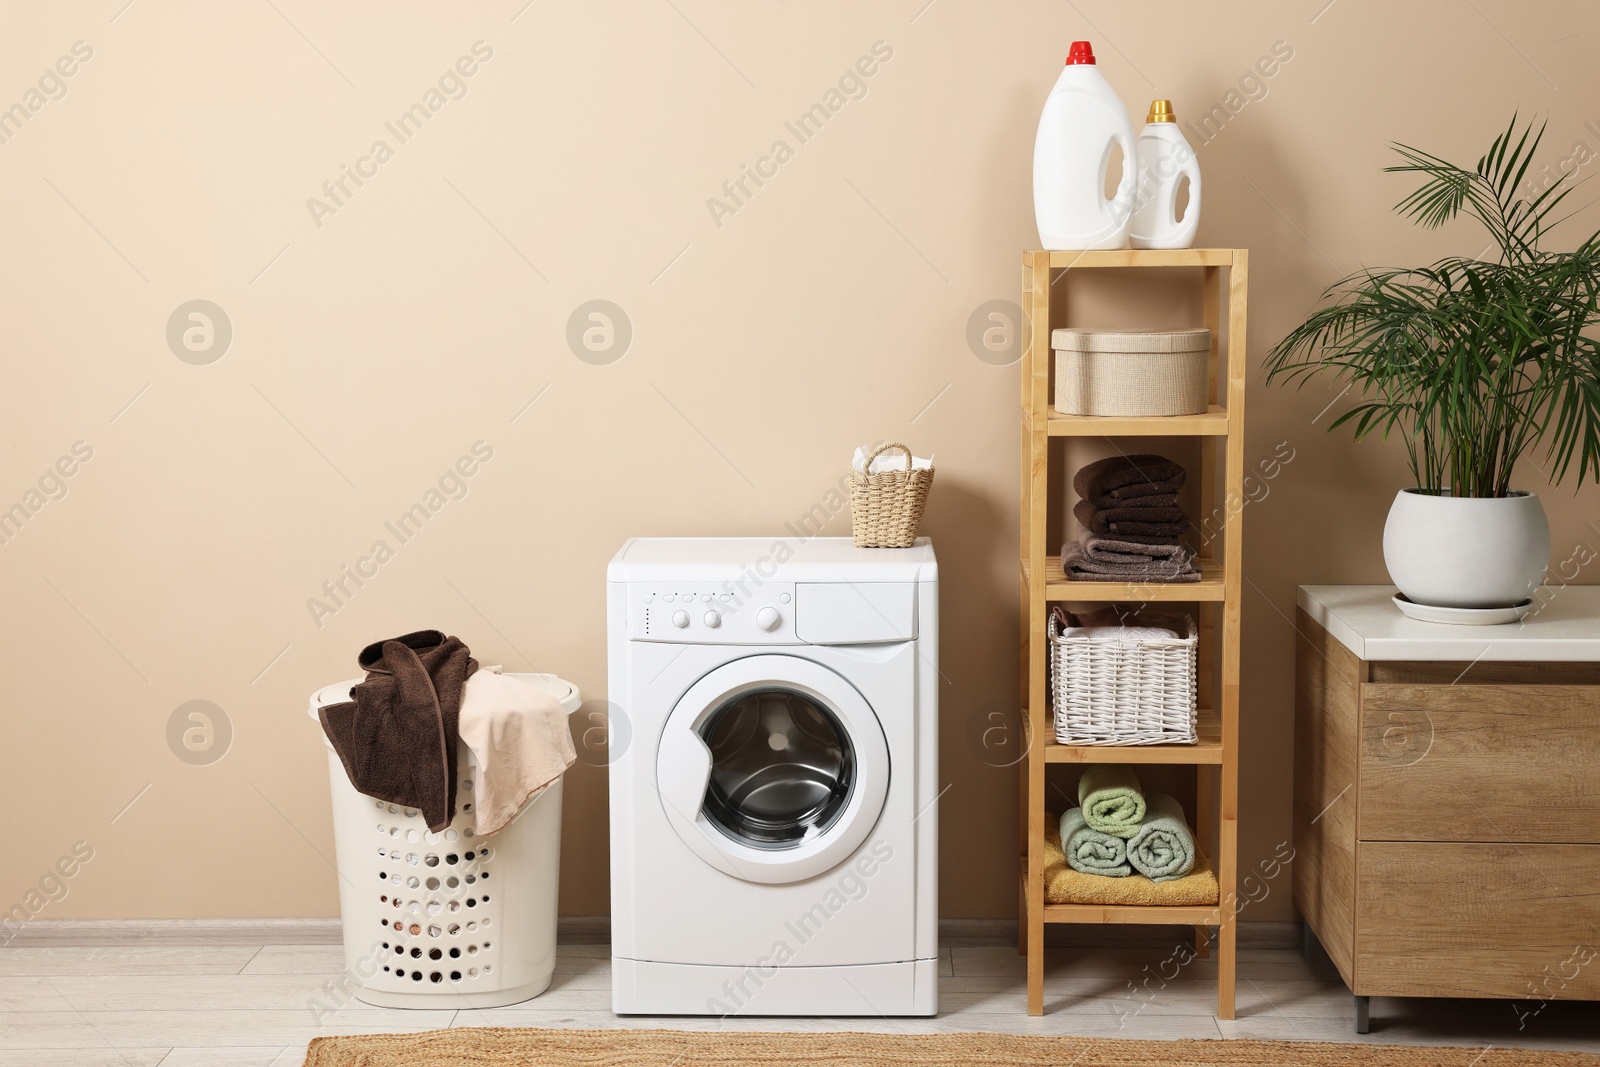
(606, 536), (938, 1016)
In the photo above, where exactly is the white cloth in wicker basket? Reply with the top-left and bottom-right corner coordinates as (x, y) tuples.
(852, 445), (933, 472)
(1049, 612), (1197, 746)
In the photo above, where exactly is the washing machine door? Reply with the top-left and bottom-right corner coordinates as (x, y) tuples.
(655, 654), (890, 885)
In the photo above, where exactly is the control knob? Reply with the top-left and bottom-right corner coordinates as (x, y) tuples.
(756, 607), (782, 631)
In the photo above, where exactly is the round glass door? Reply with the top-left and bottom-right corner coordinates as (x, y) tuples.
(655, 654), (891, 884)
(700, 688), (854, 849)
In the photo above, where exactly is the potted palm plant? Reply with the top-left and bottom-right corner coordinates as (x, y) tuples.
(1265, 117), (1600, 613)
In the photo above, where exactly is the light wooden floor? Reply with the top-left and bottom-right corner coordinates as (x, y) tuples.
(2, 935), (1597, 1065)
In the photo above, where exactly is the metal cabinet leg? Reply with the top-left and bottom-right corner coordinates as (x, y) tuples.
(1354, 994), (1370, 1034)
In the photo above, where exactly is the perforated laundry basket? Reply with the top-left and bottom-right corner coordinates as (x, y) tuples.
(309, 672), (580, 1009)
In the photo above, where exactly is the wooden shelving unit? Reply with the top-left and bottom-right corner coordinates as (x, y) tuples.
(1018, 247), (1247, 1017)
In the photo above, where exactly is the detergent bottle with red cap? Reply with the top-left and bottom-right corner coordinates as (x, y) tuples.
(1032, 41), (1137, 250)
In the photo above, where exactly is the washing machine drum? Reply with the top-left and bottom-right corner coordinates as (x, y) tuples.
(702, 689), (854, 847)
(656, 655), (890, 885)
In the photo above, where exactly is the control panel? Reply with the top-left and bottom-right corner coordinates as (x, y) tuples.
(627, 583), (798, 644)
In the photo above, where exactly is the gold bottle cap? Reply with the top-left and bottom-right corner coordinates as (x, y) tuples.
(1146, 99), (1176, 123)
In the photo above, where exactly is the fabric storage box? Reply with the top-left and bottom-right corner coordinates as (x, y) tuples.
(1048, 612), (1197, 745)
(1053, 327), (1210, 417)
(309, 672), (580, 1009)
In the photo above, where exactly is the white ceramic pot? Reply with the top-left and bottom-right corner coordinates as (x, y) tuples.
(1382, 489), (1550, 609)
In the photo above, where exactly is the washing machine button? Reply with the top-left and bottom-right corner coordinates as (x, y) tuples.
(756, 607), (782, 631)
(703, 610), (722, 628)
(671, 610), (690, 628)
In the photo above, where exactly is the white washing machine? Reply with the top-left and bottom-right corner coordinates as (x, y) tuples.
(606, 536), (938, 1016)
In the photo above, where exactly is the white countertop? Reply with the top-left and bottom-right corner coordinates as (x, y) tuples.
(1297, 585), (1600, 662)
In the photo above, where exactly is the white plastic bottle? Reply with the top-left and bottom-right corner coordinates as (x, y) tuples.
(1032, 41), (1136, 251)
(1130, 99), (1201, 249)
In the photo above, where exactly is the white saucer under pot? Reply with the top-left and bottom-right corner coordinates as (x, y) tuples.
(1391, 593), (1533, 626)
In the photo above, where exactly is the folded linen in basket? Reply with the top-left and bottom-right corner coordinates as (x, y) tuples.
(852, 445), (933, 473)
(1077, 764), (1146, 839)
(1126, 791), (1198, 882)
(1059, 807), (1131, 876)
(1073, 500), (1190, 542)
(1073, 454), (1187, 508)
(1058, 623), (1180, 641)
(1062, 539), (1200, 583)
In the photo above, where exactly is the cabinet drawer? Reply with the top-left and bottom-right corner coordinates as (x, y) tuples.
(1355, 841), (1600, 1000)
(1359, 684), (1600, 843)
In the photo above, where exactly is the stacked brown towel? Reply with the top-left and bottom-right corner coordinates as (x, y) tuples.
(1063, 538), (1201, 582)
(1072, 499), (1188, 542)
(1074, 454), (1186, 507)
(318, 630), (478, 832)
(1066, 454), (1198, 582)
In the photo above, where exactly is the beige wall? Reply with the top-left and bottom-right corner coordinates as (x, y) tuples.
(4, 0), (1598, 925)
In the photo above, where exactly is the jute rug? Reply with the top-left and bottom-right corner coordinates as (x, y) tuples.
(303, 1027), (1600, 1066)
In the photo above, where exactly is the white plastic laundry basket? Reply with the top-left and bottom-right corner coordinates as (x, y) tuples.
(309, 672), (580, 1009)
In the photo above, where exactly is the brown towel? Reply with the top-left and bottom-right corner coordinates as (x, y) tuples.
(1082, 536), (1193, 563)
(1073, 499), (1189, 541)
(1073, 454), (1187, 508)
(319, 630), (478, 832)
(1062, 539), (1200, 582)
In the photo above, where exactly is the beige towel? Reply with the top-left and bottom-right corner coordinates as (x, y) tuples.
(457, 669), (576, 835)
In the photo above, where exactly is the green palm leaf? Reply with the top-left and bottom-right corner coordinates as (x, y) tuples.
(1267, 116), (1600, 496)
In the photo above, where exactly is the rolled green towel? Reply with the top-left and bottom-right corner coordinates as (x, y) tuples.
(1060, 807), (1131, 876)
(1127, 792), (1197, 882)
(1077, 765), (1145, 839)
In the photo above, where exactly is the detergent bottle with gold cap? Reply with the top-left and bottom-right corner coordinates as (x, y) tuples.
(1130, 99), (1201, 249)
(1032, 41), (1137, 250)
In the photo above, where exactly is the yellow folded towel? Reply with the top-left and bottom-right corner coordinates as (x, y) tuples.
(1044, 816), (1218, 907)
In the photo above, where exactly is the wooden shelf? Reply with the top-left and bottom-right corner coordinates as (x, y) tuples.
(1024, 248), (1238, 269)
(1045, 709), (1222, 764)
(1044, 903), (1222, 925)
(1017, 248), (1246, 1018)
(1021, 556), (1226, 602)
(1037, 405), (1231, 437)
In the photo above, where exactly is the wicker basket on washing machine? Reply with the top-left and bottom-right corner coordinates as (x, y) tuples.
(849, 442), (934, 548)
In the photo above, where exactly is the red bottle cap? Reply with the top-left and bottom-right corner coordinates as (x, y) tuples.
(1065, 41), (1095, 65)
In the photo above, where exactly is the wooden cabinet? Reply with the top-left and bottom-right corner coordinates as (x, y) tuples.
(1354, 842), (1600, 1001)
(1294, 586), (1600, 1031)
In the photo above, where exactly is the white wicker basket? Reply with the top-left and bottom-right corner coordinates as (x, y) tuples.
(1053, 328), (1210, 417)
(1049, 612), (1198, 745)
